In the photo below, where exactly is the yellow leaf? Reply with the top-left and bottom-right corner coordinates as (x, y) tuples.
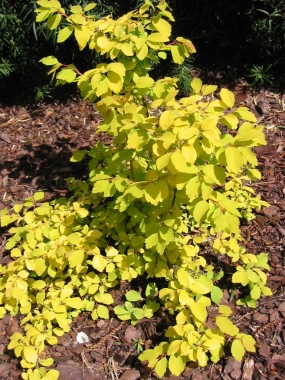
(197, 347), (208, 367)
(202, 339), (221, 351)
(155, 357), (168, 377)
(216, 316), (239, 336)
(36, 10), (51, 22)
(94, 293), (114, 305)
(191, 78), (202, 93)
(97, 35), (109, 48)
(121, 43), (133, 56)
(23, 346), (38, 364)
(47, 13), (61, 30)
(168, 354), (184, 376)
(182, 145), (197, 164)
(171, 150), (188, 172)
(96, 76), (109, 97)
(220, 88), (235, 108)
(92, 255), (108, 272)
(137, 43), (148, 60)
(159, 110), (174, 131)
(189, 299), (207, 322)
(193, 199), (209, 223)
(107, 62), (126, 77)
(225, 147), (243, 173)
(202, 85), (217, 95)
(234, 109), (257, 122)
(136, 76), (154, 88)
(74, 25), (90, 51)
(145, 183), (161, 205)
(156, 153), (171, 170)
(67, 250), (84, 268)
(219, 305), (232, 316)
(167, 340), (183, 355)
(33, 280), (46, 290)
(177, 268), (192, 287)
(220, 113), (239, 129)
(108, 71), (123, 94)
(190, 277), (213, 294)
(152, 17), (171, 36)
(240, 334), (256, 352)
(171, 45), (184, 64)
(178, 289), (191, 305)
(64, 297), (83, 309)
(147, 32), (169, 42)
(231, 339), (245, 361)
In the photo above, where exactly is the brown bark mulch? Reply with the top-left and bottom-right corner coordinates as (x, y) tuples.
(0, 83), (285, 380)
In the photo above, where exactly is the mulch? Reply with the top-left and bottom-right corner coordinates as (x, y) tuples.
(0, 82), (285, 380)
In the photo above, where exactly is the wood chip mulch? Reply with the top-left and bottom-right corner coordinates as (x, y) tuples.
(0, 83), (285, 380)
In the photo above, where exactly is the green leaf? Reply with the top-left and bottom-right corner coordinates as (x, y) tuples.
(84, 2), (96, 12)
(125, 290), (142, 302)
(133, 308), (146, 319)
(211, 286), (223, 305)
(114, 305), (131, 320)
(145, 233), (159, 249)
(97, 304), (109, 319)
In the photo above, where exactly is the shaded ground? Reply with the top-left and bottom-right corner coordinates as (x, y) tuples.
(0, 82), (285, 380)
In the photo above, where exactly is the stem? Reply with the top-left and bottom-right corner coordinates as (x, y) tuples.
(162, 188), (177, 222)
(130, 159), (135, 181)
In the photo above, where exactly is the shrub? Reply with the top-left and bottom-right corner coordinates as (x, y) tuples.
(0, 1), (271, 378)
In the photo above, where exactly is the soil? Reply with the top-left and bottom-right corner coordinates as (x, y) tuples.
(0, 81), (285, 380)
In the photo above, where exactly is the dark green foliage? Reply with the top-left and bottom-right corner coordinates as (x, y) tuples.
(0, 0), (120, 103)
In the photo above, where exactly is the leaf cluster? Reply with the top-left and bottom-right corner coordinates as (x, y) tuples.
(0, 1), (272, 378)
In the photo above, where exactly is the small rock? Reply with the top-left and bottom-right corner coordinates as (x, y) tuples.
(0, 132), (11, 144)
(224, 356), (242, 376)
(124, 325), (141, 342)
(278, 302), (285, 312)
(231, 370), (242, 380)
(119, 369), (140, 380)
(256, 99), (270, 114)
(252, 312), (269, 323)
